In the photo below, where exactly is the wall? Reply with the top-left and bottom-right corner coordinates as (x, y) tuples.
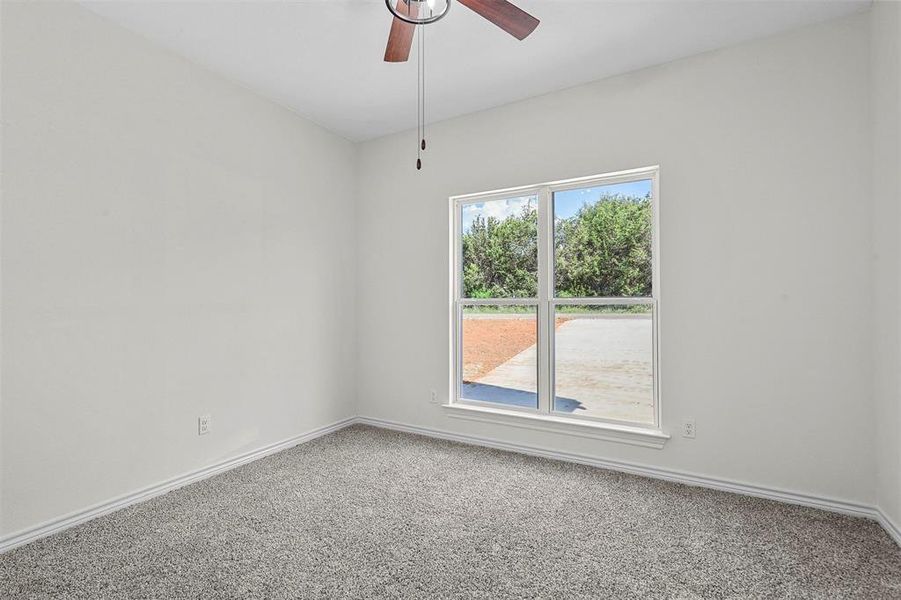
(0, 1), (356, 536)
(356, 13), (875, 506)
(872, 0), (901, 531)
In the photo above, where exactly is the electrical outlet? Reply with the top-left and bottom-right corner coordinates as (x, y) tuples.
(429, 390), (439, 404)
(681, 418), (696, 439)
(198, 414), (211, 436)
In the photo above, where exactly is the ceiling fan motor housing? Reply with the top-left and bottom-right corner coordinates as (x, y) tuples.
(386, 0), (451, 26)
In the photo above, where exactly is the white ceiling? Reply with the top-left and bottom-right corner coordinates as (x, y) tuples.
(80, 0), (869, 141)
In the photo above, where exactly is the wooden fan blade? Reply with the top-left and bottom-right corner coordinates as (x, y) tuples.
(384, 0), (417, 62)
(457, 0), (539, 40)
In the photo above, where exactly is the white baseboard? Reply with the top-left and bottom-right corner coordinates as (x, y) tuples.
(4, 414), (899, 554)
(878, 509), (901, 547)
(356, 416), (884, 522)
(0, 417), (356, 554)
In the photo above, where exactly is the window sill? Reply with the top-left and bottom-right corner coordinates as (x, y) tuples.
(442, 403), (670, 449)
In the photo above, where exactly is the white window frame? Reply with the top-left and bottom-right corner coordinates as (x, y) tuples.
(447, 166), (668, 448)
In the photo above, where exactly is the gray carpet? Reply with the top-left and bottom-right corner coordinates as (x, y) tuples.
(1, 425), (900, 599)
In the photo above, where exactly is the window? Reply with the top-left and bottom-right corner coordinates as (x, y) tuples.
(451, 167), (660, 432)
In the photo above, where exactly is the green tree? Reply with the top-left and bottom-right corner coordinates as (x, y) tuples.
(462, 205), (537, 298)
(460, 194), (651, 300)
(555, 194), (651, 297)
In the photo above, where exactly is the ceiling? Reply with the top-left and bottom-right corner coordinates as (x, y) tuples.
(80, 0), (869, 141)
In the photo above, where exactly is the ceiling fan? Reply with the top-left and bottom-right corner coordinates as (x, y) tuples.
(384, 0), (540, 63)
(383, 0), (539, 170)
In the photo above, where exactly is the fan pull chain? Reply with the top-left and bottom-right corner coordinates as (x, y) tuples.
(413, 3), (432, 171)
(416, 23), (422, 170)
(421, 20), (426, 153)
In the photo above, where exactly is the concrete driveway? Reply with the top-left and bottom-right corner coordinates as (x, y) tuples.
(463, 315), (653, 424)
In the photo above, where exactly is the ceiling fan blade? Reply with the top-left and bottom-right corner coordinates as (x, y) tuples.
(384, 0), (417, 62)
(457, 0), (539, 40)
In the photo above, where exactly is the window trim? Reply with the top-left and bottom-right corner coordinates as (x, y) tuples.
(449, 166), (665, 444)
(442, 402), (669, 449)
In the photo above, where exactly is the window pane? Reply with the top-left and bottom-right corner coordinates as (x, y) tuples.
(461, 305), (537, 410)
(553, 304), (654, 424)
(461, 196), (538, 298)
(554, 180), (653, 298)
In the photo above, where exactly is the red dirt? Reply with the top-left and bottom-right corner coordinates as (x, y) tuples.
(462, 317), (571, 381)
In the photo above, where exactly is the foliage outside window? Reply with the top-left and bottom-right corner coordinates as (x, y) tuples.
(460, 194), (652, 300)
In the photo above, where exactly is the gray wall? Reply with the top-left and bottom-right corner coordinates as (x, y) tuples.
(1, 1), (357, 535)
(872, 0), (901, 532)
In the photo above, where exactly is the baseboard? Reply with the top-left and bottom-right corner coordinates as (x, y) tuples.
(878, 509), (901, 547)
(0, 416), (356, 554)
(356, 416), (883, 522)
(4, 415), (898, 554)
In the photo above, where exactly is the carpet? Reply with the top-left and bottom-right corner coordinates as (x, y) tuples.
(2, 425), (900, 599)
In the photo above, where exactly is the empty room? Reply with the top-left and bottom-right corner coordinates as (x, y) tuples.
(1, 0), (900, 597)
